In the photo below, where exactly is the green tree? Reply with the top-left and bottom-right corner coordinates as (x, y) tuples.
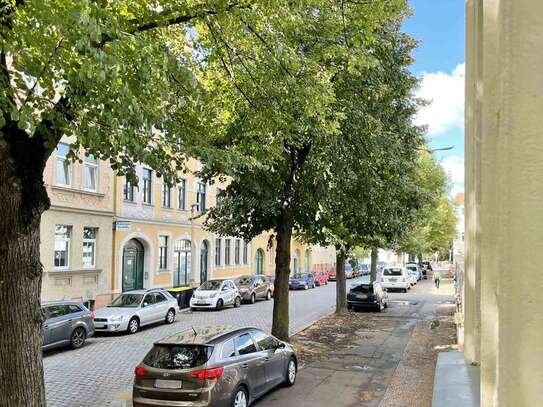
(0, 1), (260, 405)
(197, 2), (408, 337)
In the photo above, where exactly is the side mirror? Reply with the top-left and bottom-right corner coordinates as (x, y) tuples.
(142, 302), (149, 308)
(222, 287), (228, 291)
(276, 342), (286, 349)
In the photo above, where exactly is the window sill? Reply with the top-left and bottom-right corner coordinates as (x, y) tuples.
(123, 200), (137, 205)
(50, 185), (105, 198)
(47, 268), (103, 275)
(142, 203), (154, 207)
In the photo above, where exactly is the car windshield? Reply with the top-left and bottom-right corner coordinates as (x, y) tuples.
(199, 280), (222, 291)
(345, 263), (352, 271)
(407, 266), (417, 271)
(144, 345), (212, 370)
(352, 284), (373, 293)
(384, 268), (403, 276)
(109, 294), (143, 307)
(292, 273), (308, 279)
(235, 277), (253, 287)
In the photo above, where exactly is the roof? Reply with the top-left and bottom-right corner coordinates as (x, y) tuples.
(155, 326), (257, 346)
(41, 300), (85, 306)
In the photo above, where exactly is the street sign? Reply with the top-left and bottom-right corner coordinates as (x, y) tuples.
(114, 221), (132, 231)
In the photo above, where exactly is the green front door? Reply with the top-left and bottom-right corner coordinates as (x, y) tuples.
(123, 239), (144, 292)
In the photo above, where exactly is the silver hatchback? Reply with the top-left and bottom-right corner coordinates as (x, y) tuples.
(133, 326), (297, 407)
(41, 301), (94, 351)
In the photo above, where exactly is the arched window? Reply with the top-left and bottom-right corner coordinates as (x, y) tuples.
(255, 249), (265, 275)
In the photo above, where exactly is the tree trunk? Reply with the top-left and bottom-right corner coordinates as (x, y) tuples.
(370, 247), (378, 283)
(272, 210), (293, 341)
(0, 124), (51, 407)
(335, 249), (347, 314)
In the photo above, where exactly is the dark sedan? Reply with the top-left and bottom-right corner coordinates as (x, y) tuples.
(347, 283), (388, 312)
(42, 301), (94, 351)
(288, 273), (315, 290)
(133, 326), (297, 407)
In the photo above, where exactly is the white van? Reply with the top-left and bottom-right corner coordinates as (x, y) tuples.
(381, 266), (411, 292)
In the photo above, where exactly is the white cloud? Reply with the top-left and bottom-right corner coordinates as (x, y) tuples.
(441, 155), (464, 196)
(415, 63), (465, 137)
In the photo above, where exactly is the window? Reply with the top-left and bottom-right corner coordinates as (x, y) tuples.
(234, 333), (256, 355)
(67, 304), (83, 314)
(54, 225), (71, 269)
(84, 154), (98, 191)
(56, 143), (72, 186)
(123, 180), (134, 202)
(162, 183), (171, 208)
(178, 179), (186, 210)
(252, 330), (280, 351)
(82, 227), (97, 268)
(152, 292), (166, 303)
(268, 247), (274, 265)
(221, 339), (236, 358)
(44, 305), (70, 319)
(235, 240), (241, 265)
(174, 239), (191, 286)
(225, 239), (231, 266)
(216, 188), (225, 205)
(196, 182), (206, 212)
(144, 345), (212, 370)
(159, 236), (169, 269)
(243, 241), (248, 264)
(143, 168), (153, 204)
(215, 238), (222, 266)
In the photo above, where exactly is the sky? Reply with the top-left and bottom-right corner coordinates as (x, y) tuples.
(403, 0), (465, 197)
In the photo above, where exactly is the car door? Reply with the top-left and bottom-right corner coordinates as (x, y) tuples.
(139, 294), (156, 325)
(44, 305), (71, 345)
(254, 277), (264, 298)
(234, 333), (267, 396)
(225, 281), (236, 304)
(252, 330), (285, 390)
(42, 307), (51, 347)
(152, 292), (169, 321)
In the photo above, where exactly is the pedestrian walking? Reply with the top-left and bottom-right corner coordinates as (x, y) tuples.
(434, 270), (442, 288)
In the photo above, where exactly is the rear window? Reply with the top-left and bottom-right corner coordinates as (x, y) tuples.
(406, 266), (417, 272)
(352, 284), (373, 293)
(384, 268), (403, 276)
(144, 345), (212, 370)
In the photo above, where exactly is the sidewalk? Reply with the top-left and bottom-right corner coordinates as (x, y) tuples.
(257, 280), (457, 407)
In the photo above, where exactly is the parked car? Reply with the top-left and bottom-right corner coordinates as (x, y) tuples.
(405, 263), (422, 281)
(347, 282), (388, 312)
(132, 326), (298, 407)
(94, 289), (178, 334)
(345, 263), (355, 279)
(328, 270), (337, 281)
(190, 279), (242, 310)
(289, 273), (315, 290)
(381, 267), (411, 292)
(234, 275), (274, 304)
(42, 301), (94, 351)
(359, 264), (370, 276)
(313, 271), (329, 286)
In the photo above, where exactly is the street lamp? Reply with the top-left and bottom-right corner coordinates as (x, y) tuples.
(419, 145), (454, 153)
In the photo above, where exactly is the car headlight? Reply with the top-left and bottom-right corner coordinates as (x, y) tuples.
(209, 292), (218, 298)
(110, 316), (124, 323)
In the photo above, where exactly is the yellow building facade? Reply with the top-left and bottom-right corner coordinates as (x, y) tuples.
(111, 159), (317, 297)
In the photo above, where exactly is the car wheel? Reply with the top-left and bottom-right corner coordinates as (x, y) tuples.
(165, 308), (176, 324)
(216, 299), (224, 310)
(312, 283), (316, 289)
(234, 296), (242, 308)
(285, 358), (297, 387)
(70, 327), (86, 349)
(403, 288), (408, 293)
(231, 386), (248, 407)
(250, 293), (256, 304)
(266, 290), (272, 300)
(304, 284), (309, 290)
(127, 317), (139, 334)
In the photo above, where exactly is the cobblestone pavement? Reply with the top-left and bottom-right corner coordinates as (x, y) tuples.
(44, 278), (365, 407)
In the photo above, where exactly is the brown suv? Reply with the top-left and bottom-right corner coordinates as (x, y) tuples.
(234, 275), (274, 304)
(133, 326), (297, 407)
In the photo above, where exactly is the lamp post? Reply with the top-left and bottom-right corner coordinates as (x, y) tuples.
(419, 145), (454, 153)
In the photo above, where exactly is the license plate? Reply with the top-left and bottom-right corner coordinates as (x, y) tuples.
(389, 278), (397, 282)
(356, 294), (367, 299)
(197, 302), (207, 305)
(155, 379), (182, 389)
(94, 324), (105, 329)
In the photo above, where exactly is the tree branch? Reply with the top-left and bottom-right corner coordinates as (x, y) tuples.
(94, 2), (250, 49)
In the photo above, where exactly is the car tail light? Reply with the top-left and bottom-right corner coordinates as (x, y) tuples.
(187, 366), (224, 381)
(134, 366), (148, 377)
